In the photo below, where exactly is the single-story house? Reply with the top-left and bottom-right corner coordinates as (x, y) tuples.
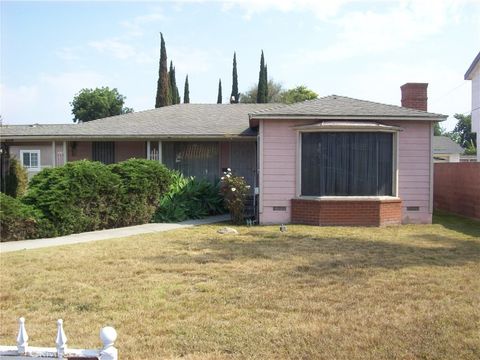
(433, 136), (464, 162)
(1, 82), (447, 226)
(465, 51), (479, 162)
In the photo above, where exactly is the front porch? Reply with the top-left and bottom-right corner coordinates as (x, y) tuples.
(8, 140), (258, 186)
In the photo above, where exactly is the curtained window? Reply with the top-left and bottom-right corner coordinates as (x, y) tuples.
(301, 132), (393, 196)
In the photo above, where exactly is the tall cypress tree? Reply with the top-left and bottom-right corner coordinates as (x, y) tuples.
(264, 64), (268, 102)
(257, 50), (267, 103)
(155, 33), (170, 107)
(184, 75), (190, 103)
(169, 61), (180, 104)
(230, 52), (239, 103)
(217, 79), (222, 104)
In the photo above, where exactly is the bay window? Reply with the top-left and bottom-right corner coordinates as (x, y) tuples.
(301, 132), (394, 196)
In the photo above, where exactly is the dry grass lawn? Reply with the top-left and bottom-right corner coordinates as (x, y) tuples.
(1, 213), (479, 359)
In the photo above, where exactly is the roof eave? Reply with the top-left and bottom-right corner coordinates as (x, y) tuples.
(250, 114), (447, 121)
(1, 134), (257, 142)
(465, 51), (480, 80)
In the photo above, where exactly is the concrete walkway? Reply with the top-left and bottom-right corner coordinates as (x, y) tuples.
(0, 215), (229, 253)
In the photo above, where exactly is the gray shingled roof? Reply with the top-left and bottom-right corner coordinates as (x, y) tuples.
(433, 136), (464, 154)
(1, 97), (447, 140)
(249, 95), (447, 120)
(1, 104), (285, 140)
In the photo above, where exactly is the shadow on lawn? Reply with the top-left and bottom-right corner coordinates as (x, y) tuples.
(433, 211), (480, 238)
(145, 226), (480, 277)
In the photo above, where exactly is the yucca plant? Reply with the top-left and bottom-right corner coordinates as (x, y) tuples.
(153, 171), (225, 222)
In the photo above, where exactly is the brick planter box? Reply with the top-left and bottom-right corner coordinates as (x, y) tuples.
(291, 198), (402, 226)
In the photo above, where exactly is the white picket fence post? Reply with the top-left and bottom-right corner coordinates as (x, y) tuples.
(16, 317), (28, 354)
(99, 327), (118, 360)
(55, 319), (67, 358)
(0, 317), (118, 360)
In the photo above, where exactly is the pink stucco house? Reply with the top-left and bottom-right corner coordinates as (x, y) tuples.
(1, 83), (446, 226)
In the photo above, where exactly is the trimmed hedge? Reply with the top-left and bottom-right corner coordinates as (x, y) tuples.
(110, 159), (172, 226)
(22, 160), (125, 236)
(2, 158), (224, 241)
(154, 171), (224, 222)
(0, 193), (52, 241)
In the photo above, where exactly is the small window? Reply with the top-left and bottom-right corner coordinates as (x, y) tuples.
(20, 150), (41, 170)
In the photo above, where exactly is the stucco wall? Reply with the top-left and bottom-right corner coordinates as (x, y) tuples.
(69, 141), (92, 162)
(259, 119), (433, 225)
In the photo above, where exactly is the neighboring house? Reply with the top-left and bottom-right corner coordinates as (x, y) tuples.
(0, 83), (447, 226)
(465, 51), (480, 162)
(433, 136), (463, 162)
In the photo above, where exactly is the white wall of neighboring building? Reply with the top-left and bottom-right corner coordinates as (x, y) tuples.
(465, 53), (479, 162)
(472, 70), (479, 161)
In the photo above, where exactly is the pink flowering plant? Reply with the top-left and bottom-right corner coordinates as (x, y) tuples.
(220, 168), (250, 224)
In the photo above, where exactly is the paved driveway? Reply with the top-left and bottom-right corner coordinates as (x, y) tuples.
(0, 215), (229, 253)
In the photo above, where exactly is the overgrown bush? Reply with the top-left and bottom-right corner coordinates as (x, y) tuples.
(23, 160), (125, 236)
(110, 159), (172, 226)
(220, 169), (250, 224)
(0, 193), (52, 241)
(2, 158), (28, 198)
(154, 172), (224, 222)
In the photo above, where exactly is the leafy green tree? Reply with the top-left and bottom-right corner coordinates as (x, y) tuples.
(184, 75), (190, 103)
(230, 52), (239, 103)
(71, 87), (133, 123)
(280, 85), (318, 104)
(256, 51), (268, 103)
(217, 79), (222, 104)
(155, 33), (171, 107)
(434, 122), (447, 136)
(450, 114), (475, 149)
(240, 79), (284, 103)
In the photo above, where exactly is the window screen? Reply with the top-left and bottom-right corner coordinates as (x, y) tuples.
(162, 142), (219, 182)
(92, 142), (115, 164)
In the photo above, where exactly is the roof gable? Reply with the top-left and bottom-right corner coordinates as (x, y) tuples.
(433, 136), (464, 154)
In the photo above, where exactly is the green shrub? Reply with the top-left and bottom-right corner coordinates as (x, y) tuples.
(154, 171), (224, 222)
(110, 159), (172, 226)
(23, 160), (125, 236)
(220, 169), (250, 224)
(0, 193), (52, 241)
(2, 158), (28, 198)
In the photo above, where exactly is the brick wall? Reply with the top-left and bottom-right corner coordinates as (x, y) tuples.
(434, 163), (480, 220)
(401, 83), (428, 111)
(291, 199), (402, 226)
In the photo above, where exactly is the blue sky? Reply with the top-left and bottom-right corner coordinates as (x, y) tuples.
(1, 0), (479, 130)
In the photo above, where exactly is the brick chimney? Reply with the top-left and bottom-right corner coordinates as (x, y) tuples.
(400, 83), (428, 111)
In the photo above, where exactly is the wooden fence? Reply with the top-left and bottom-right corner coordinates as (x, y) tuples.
(434, 162), (480, 220)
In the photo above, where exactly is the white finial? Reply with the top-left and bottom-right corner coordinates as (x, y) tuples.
(55, 319), (67, 359)
(99, 327), (118, 360)
(16, 317), (28, 354)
